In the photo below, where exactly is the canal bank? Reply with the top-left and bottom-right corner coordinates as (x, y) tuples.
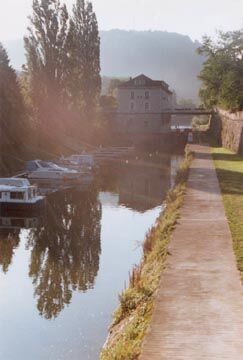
(101, 144), (243, 360)
(100, 148), (192, 359)
(139, 145), (243, 359)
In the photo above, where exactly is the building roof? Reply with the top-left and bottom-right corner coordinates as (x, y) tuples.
(118, 74), (173, 94)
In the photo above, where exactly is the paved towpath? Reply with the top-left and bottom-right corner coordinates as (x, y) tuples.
(139, 144), (243, 360)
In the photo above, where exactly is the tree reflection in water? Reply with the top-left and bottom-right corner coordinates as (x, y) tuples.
(0, 229), (20, 273)
(27, 185), (102, 320)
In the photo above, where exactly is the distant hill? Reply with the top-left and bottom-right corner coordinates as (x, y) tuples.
(4, 30), (204, 102)
(100, 30), (204, 102)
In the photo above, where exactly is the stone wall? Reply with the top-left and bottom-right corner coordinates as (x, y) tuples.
(210, 109), (243, 154)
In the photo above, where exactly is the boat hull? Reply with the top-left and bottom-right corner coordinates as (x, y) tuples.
(28, 172), (81, 180)
(0, 198), (45, 217)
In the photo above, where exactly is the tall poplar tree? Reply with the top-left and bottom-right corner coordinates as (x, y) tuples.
(24, 0), (69, 142)
(24, 0), (101, 147)
(68, 0), (101, 118)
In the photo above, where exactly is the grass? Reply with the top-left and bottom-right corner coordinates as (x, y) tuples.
(100, 148), (193, 360)
(211, 146), (243, 277)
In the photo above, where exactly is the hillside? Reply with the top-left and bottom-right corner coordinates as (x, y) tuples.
(4, 30), (204, 102)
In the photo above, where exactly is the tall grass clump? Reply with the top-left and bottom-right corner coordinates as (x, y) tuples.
(100, 147), (193, 360)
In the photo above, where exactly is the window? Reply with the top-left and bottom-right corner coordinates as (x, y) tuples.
(145, 102), (149, 112)
(135, 79), (145, 86)
(39, 161), (51, 168)
(10, 192), (24, 200)
(145, 91), (150, 99)
(130, 102), (135, 111)
(131, 91), (134, 99)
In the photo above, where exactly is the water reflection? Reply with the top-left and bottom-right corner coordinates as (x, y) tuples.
(98, 154), (172, 212)
(0, 213), (43, 273)
(118, 162), (170, 212)
(27, 185), (102, 319)
(0, 153), (183, 360)
(0, 228), (20, 273)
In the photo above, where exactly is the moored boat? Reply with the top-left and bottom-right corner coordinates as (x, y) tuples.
(26, 160), (81, 180)
(0, 178), (44, 215)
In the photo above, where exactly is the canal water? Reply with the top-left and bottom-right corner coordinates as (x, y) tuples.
(0, 154), (182, 360)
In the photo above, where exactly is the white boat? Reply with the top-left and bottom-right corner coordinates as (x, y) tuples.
(0, 178), (44, 213)
(26, 160), (81, 180)
(59, 154), (96, 172)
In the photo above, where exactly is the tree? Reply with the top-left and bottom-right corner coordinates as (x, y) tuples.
(198, 29), (243, 111)
(0, 43), (25, 151)
(68, 0), (101, 120)
(108, 78), (126, 97)
(24, 0), (69, 145)
(24, 0), (101, 148)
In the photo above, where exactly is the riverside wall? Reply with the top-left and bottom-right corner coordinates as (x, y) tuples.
(210, 109), (243, 154)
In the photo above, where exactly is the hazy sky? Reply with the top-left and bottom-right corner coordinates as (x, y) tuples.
(0, 0), (242, 42)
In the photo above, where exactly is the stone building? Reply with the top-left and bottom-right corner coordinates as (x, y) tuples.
(115, 74), (174, 141)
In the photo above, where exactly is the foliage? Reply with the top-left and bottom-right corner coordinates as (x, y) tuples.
(66, 0), (101, 117)
(99, 95), (117, 109)
(23, 0), (71, 145)
(23, 0), (101, 149)
(198, 29), (243, 111)
(100, 149), (193, 360)
(177, 98), (196, 108)
(0, 43), (26, 151)
(107, 78), (126, 97)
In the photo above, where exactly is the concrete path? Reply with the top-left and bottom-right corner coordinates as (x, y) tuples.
(139, 145), (243, 360)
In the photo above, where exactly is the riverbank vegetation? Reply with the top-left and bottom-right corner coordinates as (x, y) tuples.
(198, 29), (243, 112)
(211, 146), (243, 278)
(100, 148), (193, 360)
